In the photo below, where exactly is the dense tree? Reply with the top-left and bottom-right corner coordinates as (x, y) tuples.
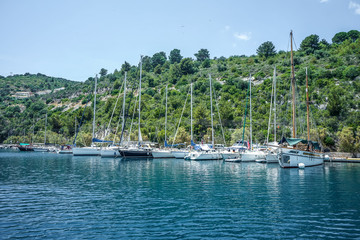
(169, 49), (183, 64)
(180, 58), (195, 75)
(256, 41), (276, 58)
(142, 56), (153, 72)
(332, 32), (348, 44)
(194, 49), (210, 62)
(121, 61), (131, 72)
(99, 68), (108, 77)
(348, 30), (360, 42)
(152, 52), (167, 68)
(300, 34), (320, 54)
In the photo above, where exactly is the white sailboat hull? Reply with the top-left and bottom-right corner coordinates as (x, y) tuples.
(240, 151), (266, 162)
(221, 151), (240, 160)
(171, 151), (189, 159)
(265, 152), (278, 163)
(278, 148), (324, 168)
(73, 147), (101, 156)
(185, 151), (222, 161)
(100, 148), (121, 158)
(152, 150), (174, 158)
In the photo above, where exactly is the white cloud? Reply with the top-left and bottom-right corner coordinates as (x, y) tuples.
(320, 0), (329, 3)
(234, 32), (251, 41)
(349, 1), (360, 14)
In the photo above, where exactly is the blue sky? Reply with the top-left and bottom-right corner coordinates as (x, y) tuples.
(1, 0), (359, 81)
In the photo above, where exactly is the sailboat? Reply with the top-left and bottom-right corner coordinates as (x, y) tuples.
(184, 74), (222, 161)
(18, 113), (49, 152)
(100, 72), (127, 158)
(73, 75), (101, 156)
(152, 84), (175, 158)
(264, 66), (279, 163)
(171, 82), (192, 159)
(278, 31), (324, 168)
(120, 56), (153, 158)
(237, 75), (266, 162)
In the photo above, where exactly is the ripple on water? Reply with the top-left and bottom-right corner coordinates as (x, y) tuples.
(0, 153), (360, 239)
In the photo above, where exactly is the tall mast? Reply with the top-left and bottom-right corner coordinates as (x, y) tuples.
(138, 56), (143, 144)
(92, 75), (98, 143)
(273, 66), (277, 142)
(306, 67), (310, 141)
(44, 112), (47, 145)
(209, 74), (214, 149)
(191, 82), (193, 142)
(165, 84), (168, 147)
(266, 70), (274, 144)
(120, 72), (127, 144)
(242, 75), (250, 146)
(249, 74), (252, 150)
(290, 30), (296, 138)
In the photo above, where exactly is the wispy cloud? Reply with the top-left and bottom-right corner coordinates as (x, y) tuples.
(349, 1), (360, 14)
(234, 32), (251, 41)
(320, 0), (329, 3)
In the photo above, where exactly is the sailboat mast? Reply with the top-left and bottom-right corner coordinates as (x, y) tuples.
(138, 56), (143, 144)
(242, 75), (250, 146)
(290, 30), (296, 138)
(249, 74), (252, 150)
(306, 67), (310, 141)
(92, 75), (98, 142)
(191, 82), (193, 141)
(266, 71), (274, 144)
(121, 72), (127, 144)
(44, 112), (47, 145)
(273, 66), (277, 142)
(165, 84), (168, 147)
(209, 74), (215, 149)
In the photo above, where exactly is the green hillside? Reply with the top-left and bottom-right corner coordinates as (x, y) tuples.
(1, 30), (360, 154)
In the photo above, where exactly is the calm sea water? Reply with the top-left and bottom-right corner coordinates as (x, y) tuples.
(0, 152), (360, 239)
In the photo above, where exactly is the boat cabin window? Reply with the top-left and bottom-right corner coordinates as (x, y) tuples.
(289, 150), (298, 154)
(282, 155), (290, 163)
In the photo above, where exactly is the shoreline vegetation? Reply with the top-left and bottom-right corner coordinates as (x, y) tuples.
(1, 30), (360, 156)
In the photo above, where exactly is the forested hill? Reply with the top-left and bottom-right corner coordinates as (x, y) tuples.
(1, 30), (360, 154)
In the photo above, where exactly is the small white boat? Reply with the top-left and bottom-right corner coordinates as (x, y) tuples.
(184, 150), (222, 161)
(100, 146), (121, 158)
(73, 146), (101, 156)
(221, 150), (241, 161)
(224, 156), (242, 162)
(265, 152), (278, 163)
(240, 150), (266, 162)
(152, 149), (174, 158)
(171, 150), (189, 159)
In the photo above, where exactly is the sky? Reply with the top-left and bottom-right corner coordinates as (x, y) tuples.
(0, 0), (359, 82)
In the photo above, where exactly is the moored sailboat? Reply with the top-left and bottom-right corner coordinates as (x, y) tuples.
(120, 56), (153, 158)
(73, 75), (101, 156)
(278, 31), (324, 168)
(185, 74), (222, 161)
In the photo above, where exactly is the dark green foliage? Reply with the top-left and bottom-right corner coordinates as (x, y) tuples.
(332, 32), (348, 44)
(152, 52), (167, 68)
(256, 41), (276, 58)
(99, 68), (108, 77)
(121, 61), (131, 72)
(180, 58), (195, 75)
(169, 49), (183, 64)
(347, 30), (360, 42)
(300, 34), (320, 54)
(194, 49), (210, 62)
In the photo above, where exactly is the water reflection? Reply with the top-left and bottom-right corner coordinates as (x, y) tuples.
(0, 153), (360, 239)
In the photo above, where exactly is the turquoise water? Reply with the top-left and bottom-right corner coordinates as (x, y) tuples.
(0, 152), (360, 239)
